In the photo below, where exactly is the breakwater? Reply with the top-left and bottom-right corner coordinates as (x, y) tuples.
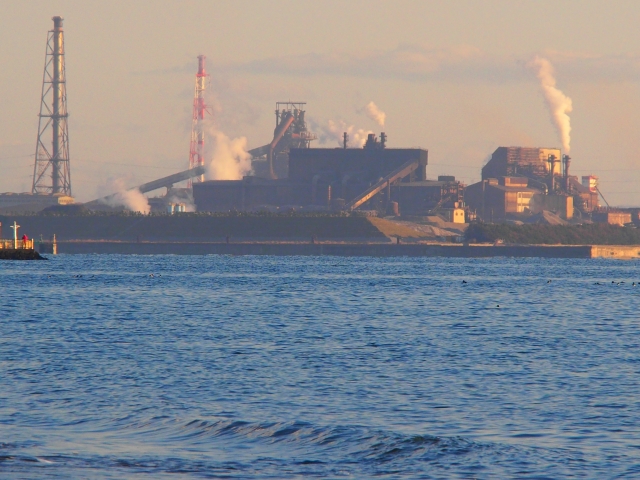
(0, 215), (388, 242)
(48, 241), (611, 258)
(0, 249), (46, 260)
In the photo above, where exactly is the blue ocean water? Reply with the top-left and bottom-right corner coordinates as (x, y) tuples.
(1, 254), (640, 479)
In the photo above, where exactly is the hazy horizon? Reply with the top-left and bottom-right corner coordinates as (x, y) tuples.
(1, 0), (639, 205)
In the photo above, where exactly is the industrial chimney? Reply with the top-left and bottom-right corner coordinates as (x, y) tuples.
(547, 154), (559, 192)
(188, 55), (210, 187)
(32, 16), (72, 196)
(562, 154), (571, 192)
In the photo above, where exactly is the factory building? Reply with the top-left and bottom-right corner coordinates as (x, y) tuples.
(192, 102), (466, 216)
(288, 141), (427, 204)
(194, 134), (430, 214)
(193, 177), (309, 212)
(465, 177), (542, 221)
(465, 146), (602, 221)
(579, 176), (600, 211)
(465, 176), (574, 221)
(592, 211), (632, 226)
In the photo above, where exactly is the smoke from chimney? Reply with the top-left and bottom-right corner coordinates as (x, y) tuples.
(99, 177), (150, 213)
(364, 101), (386, 127)
(529, 55), (573, 154)
(311, 118), (372, 147)
(206, 128), (252, 180)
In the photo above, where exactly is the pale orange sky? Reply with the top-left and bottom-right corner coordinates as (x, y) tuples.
(1, 0), (640, 205)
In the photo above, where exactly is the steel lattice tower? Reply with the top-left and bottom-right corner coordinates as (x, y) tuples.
(32, 16), (71, 196)
(187, 55), (211, 187)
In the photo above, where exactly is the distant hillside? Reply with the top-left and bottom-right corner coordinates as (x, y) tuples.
(466, 223), (640, 245)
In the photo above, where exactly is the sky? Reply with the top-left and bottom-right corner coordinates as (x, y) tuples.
(1, 0), (640, 205)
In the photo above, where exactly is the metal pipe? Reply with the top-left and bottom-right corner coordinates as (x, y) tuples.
(595, 185), (611, 208)
(85, 165), (206, 206)
(344, 159), (420, 211)
(267, 113), (295, 179)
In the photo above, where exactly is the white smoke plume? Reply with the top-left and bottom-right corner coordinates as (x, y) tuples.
(312, 119), (373, 148)
(363, 101), (386, 127)
(100, 177), (150, 214)
(206, 129), (253, 180)
(529, 55), (573, 153)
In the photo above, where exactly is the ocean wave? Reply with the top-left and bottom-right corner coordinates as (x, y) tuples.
(0, 416), (595, 478)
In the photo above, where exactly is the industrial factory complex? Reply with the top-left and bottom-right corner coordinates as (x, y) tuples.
(1, 16), (638, 249)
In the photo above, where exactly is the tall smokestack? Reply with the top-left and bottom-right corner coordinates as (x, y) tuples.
(563, 154), (571, 192)
(32, 16), (72, 196)
(547, 154), (558, 192)
(188, 55), (210, 186)
(51, 16), (63, 193)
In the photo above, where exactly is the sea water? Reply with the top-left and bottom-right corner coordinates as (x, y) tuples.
(1, 254), (640, 478)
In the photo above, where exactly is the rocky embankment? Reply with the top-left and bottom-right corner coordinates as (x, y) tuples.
(0, 249), (46, 260)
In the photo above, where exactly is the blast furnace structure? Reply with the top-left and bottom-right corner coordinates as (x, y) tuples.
(249, 102), (317, 179)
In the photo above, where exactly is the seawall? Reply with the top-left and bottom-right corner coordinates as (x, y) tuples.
(0, 215), (388, 242)
(591, 245), (640, 259)
(50, 241), (599, 258)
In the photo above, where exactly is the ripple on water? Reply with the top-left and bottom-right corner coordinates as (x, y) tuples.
(1, 255), (640, 478)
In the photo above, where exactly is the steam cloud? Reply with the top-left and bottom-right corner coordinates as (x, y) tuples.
(313, 119), (373, 148)
(363, 101), (386, 127)
(100, 177), (150, 214)
(206, 129), (252, 180)
(529, 55), (573, 153)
